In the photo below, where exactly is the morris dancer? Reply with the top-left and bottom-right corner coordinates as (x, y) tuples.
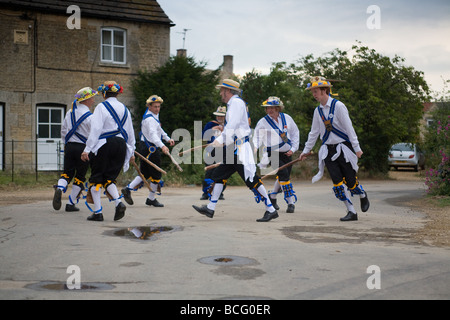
(53, 87), (97, 212)
(81, 81), (135, 221)
(253, 96), (299, 213)
(200, 106), (226, 200)
(299, 76), (369, 221)
(192, 79), (278, 222)
(121, 95), (174, 207)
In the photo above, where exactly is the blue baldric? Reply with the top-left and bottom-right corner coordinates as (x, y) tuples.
(264, 112), (291, 152)
(317, 98), (350, 145)
(99, 101), (129, 141)
(65, 100), (92, 144)
(139, 109), (162, 154)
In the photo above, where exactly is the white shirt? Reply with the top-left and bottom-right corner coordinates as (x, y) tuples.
(140, 109), (171, 148)
(61, 101), (92, 144)
(83, 97), (136, 171)
(215, 95), (251, 146)
(302, 96), (361, 154)
(215, 94), (256, 182)
(253, 112), (300, 153)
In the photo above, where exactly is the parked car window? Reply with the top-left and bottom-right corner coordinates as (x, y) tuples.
(390, 143), (414, 152)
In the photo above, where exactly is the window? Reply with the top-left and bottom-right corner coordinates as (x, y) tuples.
(37, 106), (63, 139)
(101, 27), (126, 64)
(36, 104), (65, 171)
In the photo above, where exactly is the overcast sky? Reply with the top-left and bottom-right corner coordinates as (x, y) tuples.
(157, 0), (450, 96)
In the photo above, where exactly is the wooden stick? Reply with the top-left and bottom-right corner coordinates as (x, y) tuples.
(204, 162), (222, 171)
(178, 144), (209, 156)
(261, 158), (302, 180)
(134, 151), (167, 175)
(166, 152), (183, 172)
(130, 159), (151, 191)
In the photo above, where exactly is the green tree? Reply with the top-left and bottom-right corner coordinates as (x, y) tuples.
(342, 45), (429, 173)
(131, 55), (222, 135)
(240, 62), (307, 145)
(293, 43), (430, 173)
(129, 55), (224, 185)
(423, 100), (450, 195)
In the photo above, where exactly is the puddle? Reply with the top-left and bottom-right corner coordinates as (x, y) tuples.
(198, 256), (264, 280)
(281, 225), (423, 245)
(107, 226), (180, 241)
(198, 255), (258, 266)
(26, 281), (115, 291)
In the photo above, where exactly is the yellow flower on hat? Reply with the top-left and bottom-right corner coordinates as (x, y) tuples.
(306, 76), (332, 90)
(75, 87), (98, 102)
(305, 76), (339, 96)
(97, 81), (123, 94)
(262, 96), (283, 107)
(261, 96), (284, 110)
(146, 95), (163, 105)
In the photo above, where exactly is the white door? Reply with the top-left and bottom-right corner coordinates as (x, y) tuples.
(0, 103), (3, 170)
(37, 106), (64, 171)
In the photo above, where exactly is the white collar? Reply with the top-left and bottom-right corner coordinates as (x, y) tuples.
(320, 96), (333, 109)
(228, 94), (240, 104)
(145, 109), (159, 119)
(77, 102), (90, 110)
(105, 97), (118, 103)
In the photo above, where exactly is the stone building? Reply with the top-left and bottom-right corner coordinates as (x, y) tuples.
(0, 0), (173, 171)
(177, 48), (235, 81)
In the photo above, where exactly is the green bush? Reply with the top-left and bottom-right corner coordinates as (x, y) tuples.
(423, 103), (450, 195)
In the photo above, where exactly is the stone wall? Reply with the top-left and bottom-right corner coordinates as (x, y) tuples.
(0, 7), (171, 170)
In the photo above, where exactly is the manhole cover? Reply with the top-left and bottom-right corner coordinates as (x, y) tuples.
(106, 226), (180, 241)
(198, 255), (257, 266)
(26, 281), (115, 291)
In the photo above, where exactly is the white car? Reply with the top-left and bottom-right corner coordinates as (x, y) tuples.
(388, 143), (425, 171)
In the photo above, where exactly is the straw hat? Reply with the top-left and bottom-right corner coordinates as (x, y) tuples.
(306, 76), (332, 90)
(261, 96), (284, 111)
(216, 79), (241, 93)
(74, 87), (98, 102)
(146, 95), (164, 105)
(213, 106), (226, 116)
(97, 81), (123, 94)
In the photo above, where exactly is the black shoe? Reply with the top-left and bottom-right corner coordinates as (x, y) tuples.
(65, 204), (79, 212)
(87, 213), (104, 221)
(114, 202), (126, 221)
(360, 193), (370, 212)
(145, 198), (164, 207)
(121, 188), (134, 205)
(52, 188), (62, 211)
(286, 204), (295, 213)
(219, 193), (225, 200)
(192, 205), (214, 218)
(340, 211), (358, 221)
(200, 193), (209, 200)
(270, 198), (280, 210)
(256, 210), (279, 222)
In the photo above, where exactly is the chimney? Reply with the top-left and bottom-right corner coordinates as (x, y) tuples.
(177, 49), (187, 57)
(223, 55), (233, 78)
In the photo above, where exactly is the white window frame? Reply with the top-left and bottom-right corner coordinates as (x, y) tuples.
(101, 27), (126, 64)
(36, 105), (65, 171)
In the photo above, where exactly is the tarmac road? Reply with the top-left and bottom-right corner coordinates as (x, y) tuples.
(0, 178), (449, 301)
